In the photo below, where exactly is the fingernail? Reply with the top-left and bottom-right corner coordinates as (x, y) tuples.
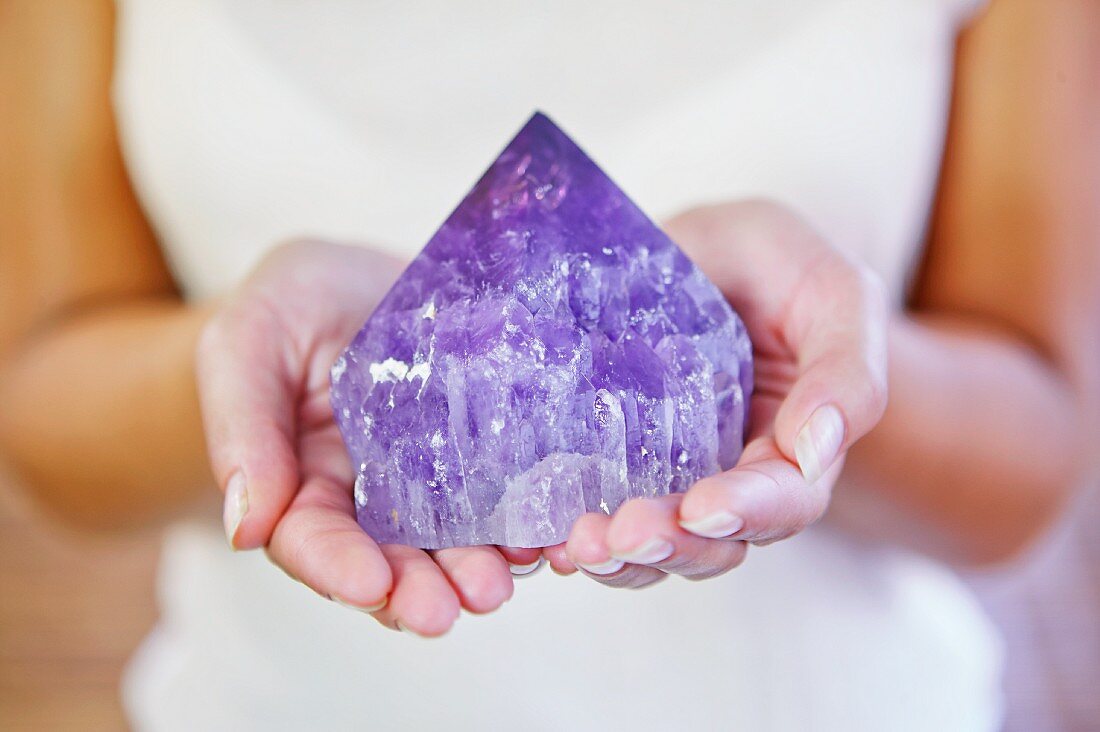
(222, 471), (248, 548)
(794, 404), (845, 485)
(334, 595), (387, 613)
(679, 511), (744, 539)
(611, 538), (674, 565)
(576, 558), (625, 576)
(509, 557), (544, 577)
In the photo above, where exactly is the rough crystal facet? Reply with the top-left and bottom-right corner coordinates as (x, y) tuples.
(331, 113), (752, 549)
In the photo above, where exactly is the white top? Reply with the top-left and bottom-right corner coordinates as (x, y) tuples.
(113, 1), (1003, 729)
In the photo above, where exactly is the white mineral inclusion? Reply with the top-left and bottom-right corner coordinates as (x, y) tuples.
(369, 357), (431, 385)
(406, 361), (431, 382)
(593, 388), (616, 427)
(331, 355), (348, 381)
(354, 474), (368, 508)
(369, 358), (409, 383)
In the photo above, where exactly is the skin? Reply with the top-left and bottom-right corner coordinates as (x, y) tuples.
(1, 0), (1097, 630)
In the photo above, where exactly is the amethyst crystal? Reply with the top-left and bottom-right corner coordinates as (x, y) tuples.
(331, 113), (752, 549)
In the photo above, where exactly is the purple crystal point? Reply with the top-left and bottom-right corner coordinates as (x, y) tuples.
(331, 113), (752, 549)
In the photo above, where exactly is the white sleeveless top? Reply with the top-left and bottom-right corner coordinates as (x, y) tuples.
(113, 1), (1003, 729)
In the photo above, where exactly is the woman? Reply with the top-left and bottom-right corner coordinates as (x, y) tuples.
(2, 0), (1097, 729)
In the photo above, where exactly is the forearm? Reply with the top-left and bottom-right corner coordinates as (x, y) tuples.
(0, 299), (213, 528)
(837, 311), (1089, 564)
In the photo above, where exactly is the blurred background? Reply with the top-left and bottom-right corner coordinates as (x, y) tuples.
(3, 1), (1099, 730)
(0, 467), (159, 729)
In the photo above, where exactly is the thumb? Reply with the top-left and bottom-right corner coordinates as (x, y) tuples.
(772, 257), (889, 483)
(196, 304), (300, 549)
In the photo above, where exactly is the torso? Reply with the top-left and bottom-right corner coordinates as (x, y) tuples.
(114, 1), (1002, 729)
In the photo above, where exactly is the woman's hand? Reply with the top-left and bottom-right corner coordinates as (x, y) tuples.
(543, 200), (889, 587)
(196, 241), (541, 635)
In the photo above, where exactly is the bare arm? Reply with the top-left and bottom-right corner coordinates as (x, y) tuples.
(838, 0), (1100, 563)
(0, 0), (210, 527)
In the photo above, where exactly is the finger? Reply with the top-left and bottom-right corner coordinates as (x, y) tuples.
(565, 513), (666, 589)
(605, 495), (749, 580)
(430, 546), (514, 614)
(196, 306), (300, 549)
(266, 476), (392, 610)
(541, 543), (578, 575)
(370, 545), (462, 637)
(774, 255), (888, 483)
(678, 438), (842, 545)
(496, 546), (545, 576)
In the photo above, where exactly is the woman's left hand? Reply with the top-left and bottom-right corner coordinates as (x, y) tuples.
(542, 200), (889, 587)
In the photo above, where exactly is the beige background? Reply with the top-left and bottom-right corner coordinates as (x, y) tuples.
(0, 466), (158, 730)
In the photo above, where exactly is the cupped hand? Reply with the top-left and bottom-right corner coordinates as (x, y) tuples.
(543, 200), (889, 587)
(196, 241), (542, 635)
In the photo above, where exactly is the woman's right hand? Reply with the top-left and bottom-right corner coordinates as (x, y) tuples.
(196, 241), (542, 636)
